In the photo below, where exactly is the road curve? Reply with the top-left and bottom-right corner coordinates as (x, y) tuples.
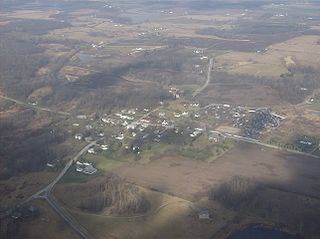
(1, 142), (96, 238)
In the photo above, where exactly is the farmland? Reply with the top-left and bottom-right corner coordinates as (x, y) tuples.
(1, 0), (320, 239)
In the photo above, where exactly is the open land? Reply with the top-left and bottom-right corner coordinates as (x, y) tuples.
(1, 0), (320, 239)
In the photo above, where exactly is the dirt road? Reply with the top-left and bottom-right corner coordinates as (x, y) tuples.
(193, 58), (214, 97)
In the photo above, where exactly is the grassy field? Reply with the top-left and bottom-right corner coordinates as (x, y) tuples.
(84, 152), (131, 171)
(20, 199), (80, 239)
(66, 188), (225, 239)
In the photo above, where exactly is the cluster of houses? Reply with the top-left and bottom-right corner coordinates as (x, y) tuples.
(169, 87), (183, 99)
(242, 108), (282, 139)
(71, 101), (205, 153)
(70, 101), (286, 169)
(204, 104), (284, 139)
(193, 49), (209, 61)
(75, 161), (97, 175)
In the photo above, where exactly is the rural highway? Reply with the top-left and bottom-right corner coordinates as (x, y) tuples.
(47, 195), (92, 239)
(0, 94), (70, 116)
(211, 130), (320, 159)
(2, 142), (96, 239)
(0, 48), (83, 117)
(31, 141), (97, 198)
(193, 58), (214, 97)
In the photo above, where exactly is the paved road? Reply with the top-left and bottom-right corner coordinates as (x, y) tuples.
(0, 94), (70, 116)
(2, 142), (96, 238)
(32, 141), (96, 199)
(193, 58), (214, 97)
(47, 195), (92, 239)
(211, 130), (320, 159)
(0, 48), (82, 116)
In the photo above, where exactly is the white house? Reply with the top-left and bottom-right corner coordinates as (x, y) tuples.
(75, 133), (83, 140)
(101, 145), (109, 151)
(88, 148), (95, 154)
(198, 210), (211, 220)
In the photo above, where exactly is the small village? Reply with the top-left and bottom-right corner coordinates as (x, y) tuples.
(55, 91), (288, 175)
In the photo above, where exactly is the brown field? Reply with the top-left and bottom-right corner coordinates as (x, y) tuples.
(61, 66), (92, 81)
(43, 44), (71, 57)
(199, 82), (284, 107)
(265, 105), (320, 139)
(215, 35), (320, 78)
(0, 10), (59, 20)
(28, 86), (53, 101)
(115, 142), (320, 201)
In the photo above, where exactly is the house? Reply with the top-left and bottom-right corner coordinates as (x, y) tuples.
(191, 103), (200, 107)
(174, 112), (181, 118)
(140, 119), (150, 123)
(76, 161), (97, 175)
(101, 145), (109, 151)
(190, 130), (201, 138)
(198, 209), (211, 220)
(75, 133), (83, 140)
(11, 211), (22, 220)
(85, 125), (93, 130)
(101, 118), (108, 123)
(128, 109), (136, 115)
(209, 135), (218, 142)
(223, 104), (230, 108)
(299, 140), (312, 146)
(127, 123), (137, 130)
(88, 148), (95, 154)
(115, 134), (124, 140)
(195, 128), (204, 132)
(122, 120), (129, 127)
(83, 164), (97, 175)
(46, 162), (55, 168)
(162, 120), (169, 127)
(76, 115), (87, 120)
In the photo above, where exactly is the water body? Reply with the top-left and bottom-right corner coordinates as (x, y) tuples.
(228, 227), (296, 239)
(78, 53), (94, 62)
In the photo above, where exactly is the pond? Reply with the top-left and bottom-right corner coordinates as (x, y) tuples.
(228, 226), (297, 239)
(78, 53), (94, 62)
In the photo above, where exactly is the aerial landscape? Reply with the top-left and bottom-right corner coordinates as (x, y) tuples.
(0, 0), (320, 238)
